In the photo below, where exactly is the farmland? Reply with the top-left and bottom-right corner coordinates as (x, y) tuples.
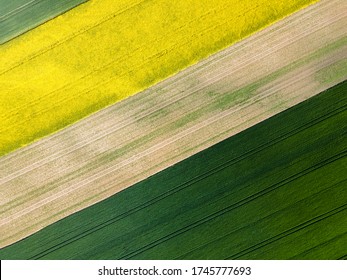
(0, 0), (87, 44)
(0, 80), (346, 259)
(0, 0), (346, 248)
(0, 0), (318, 156)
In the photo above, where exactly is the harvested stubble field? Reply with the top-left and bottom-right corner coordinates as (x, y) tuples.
(0, 0), (317, 156)
(0, 0), (346, 248)
(1, 80), (346, 259)
(0, 0), (87, 44)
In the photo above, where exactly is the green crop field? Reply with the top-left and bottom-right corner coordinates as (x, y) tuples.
(0, 81), (346, 260)
(0, 0), (87, 44)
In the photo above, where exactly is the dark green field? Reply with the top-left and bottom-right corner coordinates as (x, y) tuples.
(0, 0), (87, 44)
(1, 81), (346, 260)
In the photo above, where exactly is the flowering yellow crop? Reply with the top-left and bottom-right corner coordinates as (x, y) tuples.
(0, 0), (318, 156)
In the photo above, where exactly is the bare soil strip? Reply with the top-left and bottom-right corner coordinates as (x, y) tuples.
(0, 0), (346, 248)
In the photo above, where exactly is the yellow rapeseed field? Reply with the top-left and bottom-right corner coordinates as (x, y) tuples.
(0, 0), (318, 156)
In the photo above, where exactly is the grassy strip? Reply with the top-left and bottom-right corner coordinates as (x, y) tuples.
(0, 81), (346, 259)
(0, 0), (88, 44)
